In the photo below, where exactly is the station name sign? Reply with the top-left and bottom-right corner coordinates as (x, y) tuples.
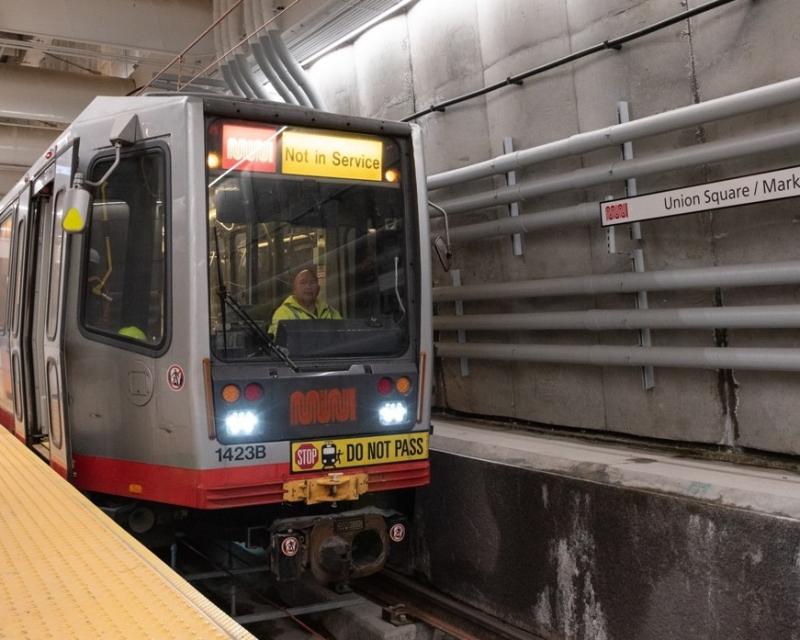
(600, 165), (800, 227)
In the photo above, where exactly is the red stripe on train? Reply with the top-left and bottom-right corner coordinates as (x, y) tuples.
(72, 455), (430, 509)
(0, 406), (15, 434)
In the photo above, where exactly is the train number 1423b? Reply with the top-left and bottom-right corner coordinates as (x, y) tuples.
(215, 445), (267, 462)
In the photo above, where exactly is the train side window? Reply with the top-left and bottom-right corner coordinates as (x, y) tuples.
(11, 217), (26, 338)
(0, 214), (13, 333)
(45, 190), (65, 341)
(81, 146), (169, 350)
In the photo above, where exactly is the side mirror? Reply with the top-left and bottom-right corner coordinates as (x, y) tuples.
(433, 235), (452, 273)
(62, 185), (92, 234)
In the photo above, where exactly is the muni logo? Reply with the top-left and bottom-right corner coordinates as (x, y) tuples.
(290, 388), (357, 426)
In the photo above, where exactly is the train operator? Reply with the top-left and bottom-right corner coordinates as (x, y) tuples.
(268, 268), (341, 336)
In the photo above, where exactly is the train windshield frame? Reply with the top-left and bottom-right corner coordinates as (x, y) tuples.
(205, 119), (413, 363)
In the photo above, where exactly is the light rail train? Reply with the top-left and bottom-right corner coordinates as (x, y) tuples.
(0, 94), (432, 584)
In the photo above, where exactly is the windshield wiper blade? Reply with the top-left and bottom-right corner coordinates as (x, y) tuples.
(217, 286), (299, 371)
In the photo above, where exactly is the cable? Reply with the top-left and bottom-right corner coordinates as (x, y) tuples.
(403, 0), (741, 121)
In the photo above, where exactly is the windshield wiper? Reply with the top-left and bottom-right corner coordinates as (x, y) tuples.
(216, 285), (299, 371)
(213, 226), (298, 371)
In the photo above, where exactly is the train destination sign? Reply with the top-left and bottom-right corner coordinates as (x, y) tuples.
(600, 164), (800, 227)
(282, 129), (383, 182)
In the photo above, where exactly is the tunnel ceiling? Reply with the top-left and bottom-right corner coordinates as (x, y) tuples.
(0, 0), (410, 193)
(0, 0), (410, 112)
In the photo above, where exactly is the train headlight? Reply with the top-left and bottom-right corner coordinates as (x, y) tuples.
(378, 402), (408, 426)
(224, 410), (258, 436)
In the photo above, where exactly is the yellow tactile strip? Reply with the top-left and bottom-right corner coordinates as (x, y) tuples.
(0, 430), (255, 639)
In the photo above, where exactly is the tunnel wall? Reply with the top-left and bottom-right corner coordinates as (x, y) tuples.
(307, 0), (800, 455)
(412, 447), (800, 640)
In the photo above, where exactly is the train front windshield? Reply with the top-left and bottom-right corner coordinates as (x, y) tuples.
(206, 121), (412, 362)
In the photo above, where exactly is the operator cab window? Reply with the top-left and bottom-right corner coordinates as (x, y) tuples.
(81, 146), (168, 350)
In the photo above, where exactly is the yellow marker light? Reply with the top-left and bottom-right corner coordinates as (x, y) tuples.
(207, 152), (221, 169)
(128, 483), (143, 494)
(222, 384), (241, 403)
(395, 376), (412, 395)
(384, 168), (400, 183)
(63, 208), (85, 232)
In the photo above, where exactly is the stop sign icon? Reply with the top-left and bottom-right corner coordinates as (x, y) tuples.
(295, 443), (319, 470)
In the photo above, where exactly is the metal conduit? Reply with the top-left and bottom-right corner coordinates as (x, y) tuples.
(235, 52), (268, 98)
(432, 261), (800, 303)
(229, 0), (267, 99)
(447, 202), (598, 242)
(214, 0), (246, 96)
(433, 305), (800, 332)
(248, 0), (296, 103)
(223, 0), (258, 99)
(250, 39), (296, 102)
(269, 30), (326, 110)
(436, 124), (800, 215)
(435, 342), (800, 372)
(229, 58), (257, 98)
(262, 31), (312, 107)
(427, 75), (800, 191)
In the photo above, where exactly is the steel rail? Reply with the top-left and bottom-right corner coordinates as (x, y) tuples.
(357, 570), (541, 640)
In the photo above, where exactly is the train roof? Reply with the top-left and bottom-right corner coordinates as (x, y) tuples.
(0, 92), (416, 212)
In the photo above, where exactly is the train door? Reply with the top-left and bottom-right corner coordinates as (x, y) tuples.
(9, 186), (33, 443)
(19, 144), (76, 477)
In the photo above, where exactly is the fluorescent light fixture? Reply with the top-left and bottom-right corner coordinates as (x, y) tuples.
(379, 401), (408, 426)
(300, 0), (418, 67)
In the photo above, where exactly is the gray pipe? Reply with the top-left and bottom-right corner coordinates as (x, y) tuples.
(435, 342), (800, 372)
(246, 0), (296, 103)
(260, 31), (312, 107)
(219, 62), (244, 97)
(222, 0), (256, 98)
(433, 261), (800, 303)
(428, 75), (800, 191)
(268, 30), (327, 110)
(229, 59), (257, 98)
(437, 124), (800, 215)
(212, 0), (243, 96)
(434, 305), (800, 332)
(250, 39), (296, 103)
(235, 53), (267, 98)
(447, 202), (598, 242)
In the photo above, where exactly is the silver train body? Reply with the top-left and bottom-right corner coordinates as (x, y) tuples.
(0, 95), (432, 582)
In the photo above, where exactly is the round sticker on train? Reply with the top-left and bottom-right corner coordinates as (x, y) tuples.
(281, 536), (300, 558)
(167, 365), (185, 391)
(389, 523), (406, 543)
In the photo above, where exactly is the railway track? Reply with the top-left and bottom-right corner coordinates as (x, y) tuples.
(168, 535), (541, 639)
(354, 569), (543, 640)
(169, 536), (362, 639)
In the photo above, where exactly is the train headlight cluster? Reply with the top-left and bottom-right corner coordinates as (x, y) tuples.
(378, 402), (408, 426)
(224, 410), (258, 436)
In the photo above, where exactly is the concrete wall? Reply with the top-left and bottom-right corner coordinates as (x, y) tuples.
(307, 0), (800, 456)
(415, 447), (800, 640)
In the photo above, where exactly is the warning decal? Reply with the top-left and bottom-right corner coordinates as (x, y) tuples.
(291, 432), (429, 473)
